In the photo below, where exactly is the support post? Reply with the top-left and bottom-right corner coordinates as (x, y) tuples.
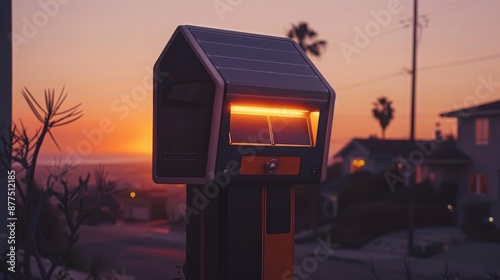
(185, 184), (295, 280)
(408, 0), (419, 256)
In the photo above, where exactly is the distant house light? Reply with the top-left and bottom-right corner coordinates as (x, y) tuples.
(489, 217), (494, 223)
(130, 191), (136, 198)
(350, 158), (365, 173)
(469, 173), (488, 195)
(415, 165), (429, 184)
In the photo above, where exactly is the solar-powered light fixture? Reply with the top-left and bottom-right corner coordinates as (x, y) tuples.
(153, 25), (335, 280)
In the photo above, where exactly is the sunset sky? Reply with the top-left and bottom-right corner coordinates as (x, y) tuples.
(11, 0), (500, 163)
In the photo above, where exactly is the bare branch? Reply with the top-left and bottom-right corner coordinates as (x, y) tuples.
(22, 87), (47, 115)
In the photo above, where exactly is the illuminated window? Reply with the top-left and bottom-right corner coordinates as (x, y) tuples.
(469, 173), (488, 195)
(350, 158), (365, 173)
(229, 105), (319, 147)
(229, 114), (271, 145)
(475, 118), (489, 145)
(416, 165), (429, 184)
(270, 116), (310, 146)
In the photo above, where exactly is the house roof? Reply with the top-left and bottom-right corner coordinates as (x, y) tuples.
(440, 100), (500, 118)
(336, 138), (423, 158)
(335, 138), (470, 163)
(425, 142), (470, 163)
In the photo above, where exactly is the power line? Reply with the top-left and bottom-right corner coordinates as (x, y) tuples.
(426, 0), (474, 18)
(332, 0), (473, 46)
(374, 1), (474, 39)
(420, 52), (500, 71)
(338, 52), (500, 91)
(426, 1), (464, 16)
(337, 71), (405, 90)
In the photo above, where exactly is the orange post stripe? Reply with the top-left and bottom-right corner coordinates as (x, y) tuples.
(240, 156), (301, 175)
(262, 186), (295, 280)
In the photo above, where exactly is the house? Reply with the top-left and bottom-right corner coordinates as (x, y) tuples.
(440, 99), (500, 225)
(332, 99), (500, 225)
(334, 137), (469, 187)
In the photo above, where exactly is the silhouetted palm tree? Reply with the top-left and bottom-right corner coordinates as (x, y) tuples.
(372, 97), (395, 139)
(287, 22), (327, 57)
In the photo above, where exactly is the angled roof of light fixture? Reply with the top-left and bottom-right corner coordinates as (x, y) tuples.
(153, 25), (336, 185)
(155, 25), (332, 110)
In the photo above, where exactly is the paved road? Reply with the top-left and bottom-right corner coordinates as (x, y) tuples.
(78, 223), (391, 280)
(78, 222), (185, 280)
(77, 223), (500, 280)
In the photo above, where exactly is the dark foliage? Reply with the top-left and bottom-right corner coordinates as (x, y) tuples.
(337, 170), (396, 216)
(437, 181), (459, 206)
(287, 22), (327, 57)
(331, 201), (453, 248)
(372, 97), (394, 139)
(461, 200), (496, 238)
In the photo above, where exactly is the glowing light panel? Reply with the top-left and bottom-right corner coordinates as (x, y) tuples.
(229, 105), (319, 147)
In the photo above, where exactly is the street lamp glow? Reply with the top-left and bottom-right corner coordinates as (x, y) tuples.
(130, 191), (136, 198)
(489, 217), (494, 223)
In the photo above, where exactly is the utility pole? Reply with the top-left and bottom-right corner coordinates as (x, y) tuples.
(0, 0), (13, 253)
(408, 0), (418, 256)
(410, 0), (418, 140)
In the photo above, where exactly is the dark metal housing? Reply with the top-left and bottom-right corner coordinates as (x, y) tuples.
(153, 25), (335, 185)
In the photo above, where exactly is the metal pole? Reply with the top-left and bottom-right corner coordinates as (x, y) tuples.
(410, 1), (418, 140)
(408, 0), (418, 256)
(0, 0), (13, 256)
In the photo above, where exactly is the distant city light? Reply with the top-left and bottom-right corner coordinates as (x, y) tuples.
(130, 191), (136, 198)
(489, 217), (494, 223)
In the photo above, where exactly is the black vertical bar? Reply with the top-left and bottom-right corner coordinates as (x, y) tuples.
(186, 185), (202, 280)
(266, 185), (291, 234)
(410, 0), (418, 141)
(203, 183), (220, 279)
(0, 0), (12, 262)
(225, 185), (262, 280)
(409, 0), (418, 256)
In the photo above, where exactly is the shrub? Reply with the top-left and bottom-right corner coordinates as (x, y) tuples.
(332, 201), (453, 247)
(437, 181), (459, 206)
(461, 200), (492, 238)
(337, 171), (393, 215)
(295, 184), (329, 231)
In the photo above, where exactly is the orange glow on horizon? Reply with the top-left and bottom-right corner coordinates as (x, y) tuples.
(11, 1), (500, 159)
